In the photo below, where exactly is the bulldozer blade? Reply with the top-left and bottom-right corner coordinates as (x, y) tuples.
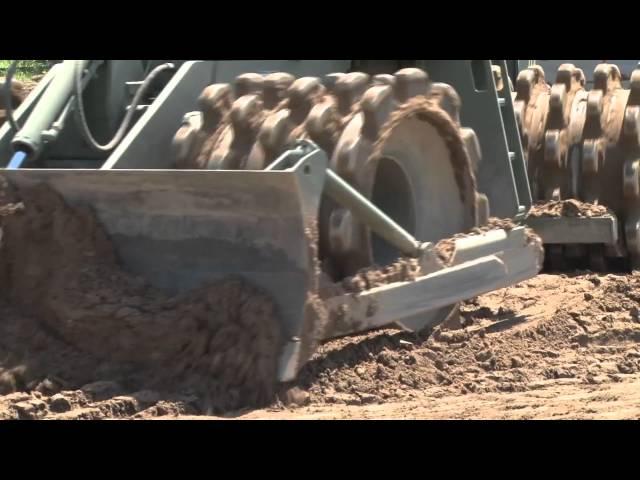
(2, 151), (327, 382)
(525, 215), (619, 246)
(323, 227), (543, 339)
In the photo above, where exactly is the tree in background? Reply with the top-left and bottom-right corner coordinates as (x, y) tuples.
(0, 60), (50, 81)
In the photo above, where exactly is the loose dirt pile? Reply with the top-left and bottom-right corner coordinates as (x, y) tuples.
(321, 258), (423, 297)
(0, 78), (28, 108)
(6, 269), (640, 419)
(433, 217), (540, 265)
(0, 78), (38, 127)
(0, 178), (283, 418)
(528, 199), (611, 218)
(433, 217), (519, 264)
(285, 271), (640, 409)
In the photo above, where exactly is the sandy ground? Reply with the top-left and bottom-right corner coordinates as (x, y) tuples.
(226, 375), (640, 419)
(1, 180), (640, 420)
(207, 273), (640, 420)
(3, 270), (640, 420)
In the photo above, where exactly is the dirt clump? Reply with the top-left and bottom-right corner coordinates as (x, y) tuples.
(0, 386), (199, 420)
(528, 199), (611, 218)
(433, 238), (457, 265)
(0, 178), (283, 416)
(0, 78), (28, 109)
(336, 258), (423, 295)
(0, 77), (38, 127)
(434, 217), (540, 264)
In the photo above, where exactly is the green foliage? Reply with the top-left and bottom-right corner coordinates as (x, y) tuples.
(0, 60), (50, 81)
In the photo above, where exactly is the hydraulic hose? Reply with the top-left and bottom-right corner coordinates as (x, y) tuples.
(6, 150), (27, 169)
(74, 60), (176, 152)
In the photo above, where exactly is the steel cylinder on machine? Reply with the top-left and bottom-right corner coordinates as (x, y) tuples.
(10, 60), (89, 159)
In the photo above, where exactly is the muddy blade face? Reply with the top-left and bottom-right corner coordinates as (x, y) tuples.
(3, 159), (326, 382)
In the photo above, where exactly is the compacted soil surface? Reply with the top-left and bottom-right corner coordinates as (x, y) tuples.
(1, 179), (640, 419)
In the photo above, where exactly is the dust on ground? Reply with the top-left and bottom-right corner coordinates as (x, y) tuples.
(434, 217), (517, 264)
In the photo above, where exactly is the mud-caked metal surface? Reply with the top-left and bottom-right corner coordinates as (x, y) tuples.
(421, 60), (528, 219)
(173, 66), (481, 273)
(323, 226), (543, 339)
(172, 66), (487, 333)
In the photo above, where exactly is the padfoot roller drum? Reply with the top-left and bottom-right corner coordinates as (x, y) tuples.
(514, 62), (640, 270)
(172, 67), (488, 335)
(173, 67), (483, 273)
